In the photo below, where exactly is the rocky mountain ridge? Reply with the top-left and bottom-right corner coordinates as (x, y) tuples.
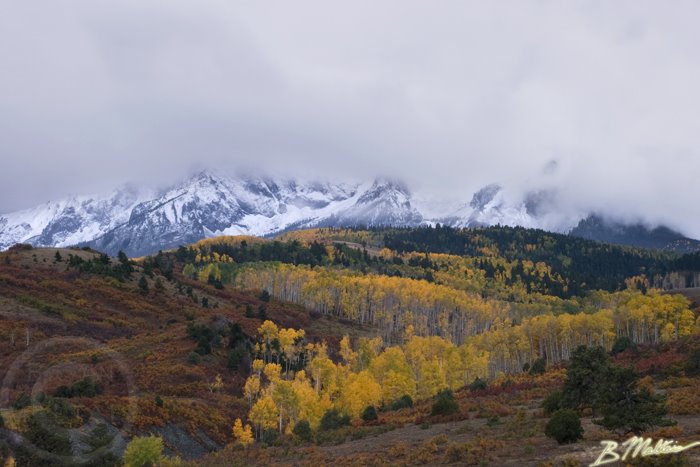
(1, 171), (697, 256)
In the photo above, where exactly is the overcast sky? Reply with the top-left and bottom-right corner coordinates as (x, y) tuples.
(2, 1), (700, 235)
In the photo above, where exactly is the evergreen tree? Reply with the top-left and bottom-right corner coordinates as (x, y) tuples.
(257, 304), (267, 321)
(561, 345), (610, 412)
(138, 275), (149, 295)
(529, 357), (547, 375)
(594, 366), (669, 435)
(611, 336), (637, 356)
(292, 420), (312, 442)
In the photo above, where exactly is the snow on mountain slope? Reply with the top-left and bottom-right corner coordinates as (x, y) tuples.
(2, 171), (697, 256)
(78, 172), (423, 256)
(436, 184), (537, 229)
(0, 186), (150, 251)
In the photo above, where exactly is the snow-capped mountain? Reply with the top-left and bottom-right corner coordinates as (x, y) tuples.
(0, 171), (423, 256)
(1, 172), (698, 256)
(436, 184), (546, 230)
(0, 185), (152, 252)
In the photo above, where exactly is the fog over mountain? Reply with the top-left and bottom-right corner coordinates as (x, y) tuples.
(2, 169), (699, 257)
(2, 1), (700, 237)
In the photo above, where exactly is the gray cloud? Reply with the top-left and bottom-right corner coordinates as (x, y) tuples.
(2, 1), (700, 236)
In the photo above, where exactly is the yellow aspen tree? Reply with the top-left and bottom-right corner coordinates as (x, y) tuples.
(381, 370), (417, 403)
(337, 370), (382, 418)
(416, 357), (446, 399)
(232, 418), (254, 448)
(263, 363), (282, 383)
(272, 380), (299, 434)
(249, 396), (278, 438)
(279, 328), (305, 376)
(252, 359), (265, 377)
(292, 371), (331, 429)
(339, 335), (358, 368)
(258, 320), (280, 363)
(244, 375), (261, 406)
(182, 264), (196, 279)
(309, 351), (338, 397)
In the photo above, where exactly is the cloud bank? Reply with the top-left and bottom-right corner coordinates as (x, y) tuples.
(2, 1), (700, 236)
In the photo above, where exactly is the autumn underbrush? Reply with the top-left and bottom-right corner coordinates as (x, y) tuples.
(666, 384), (700, 415)
(2, 244), (700, 466)
(313, 423), (398, 445)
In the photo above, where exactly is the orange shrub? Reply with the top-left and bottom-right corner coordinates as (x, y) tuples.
(666, 388), (700, 415)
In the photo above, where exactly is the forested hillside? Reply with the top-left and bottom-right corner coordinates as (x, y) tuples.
(1, 226), (700, 466)
(176, 227), (700, 372)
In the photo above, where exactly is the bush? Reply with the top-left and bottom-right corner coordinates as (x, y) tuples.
(123, 435), (163, 467)
(685, 347), (700, 376)
(46, 397), (76, 419)
(529, 357), (546, 375)
(186, 351), (201, 365)
(12, 392), (31, 410)
(155, 395), (164, 408)
(431, 390), (459, 416)
(23, 411), (72, 456)
(361, 406), (378, 422)
(468, 377), (487, 392)
(186, 322), (215, 355)
(53, 377), (102, 398)
(611, 336), (637, 356)
(545, 409), (584, 444)
(82, 424), (122, 466)
(320, 409), (351, 431)
(261, 429), (279, 446)
(227, 348), (244, 370)
(72, 376), (102, 397)
(542, 390), (563, 415)
(257, 304), (267, 320)
(388, 395), (414, 411)
(87, 423), (113, 450)
(138, 275), (149, 295)
(293, 420), (312, 442)
(486, 415), (500, 426)
(259, 290), (271, 302)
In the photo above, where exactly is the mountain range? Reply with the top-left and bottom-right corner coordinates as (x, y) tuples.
(1, 171), (698, 256)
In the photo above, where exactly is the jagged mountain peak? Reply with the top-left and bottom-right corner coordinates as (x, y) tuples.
(357, 177), (412, 206)
(2, 172), (699, 256)
(469, 184), (502, 211)
(0, 171), (427, 256)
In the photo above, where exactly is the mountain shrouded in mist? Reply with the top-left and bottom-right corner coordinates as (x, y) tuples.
(1, 170), (698, 257)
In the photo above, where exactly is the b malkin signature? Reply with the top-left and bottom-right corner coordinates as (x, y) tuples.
(590, 436), (700, 466)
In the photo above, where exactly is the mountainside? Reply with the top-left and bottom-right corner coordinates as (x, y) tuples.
(570, 214), (700, 254)
(1, 230), (700, 466)
(0, 173), (421, 257)
(0, 185), (151, 252)
(1, 172), (698, 256)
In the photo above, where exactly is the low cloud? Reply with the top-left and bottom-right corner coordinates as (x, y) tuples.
(2, 1), (700, 236)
